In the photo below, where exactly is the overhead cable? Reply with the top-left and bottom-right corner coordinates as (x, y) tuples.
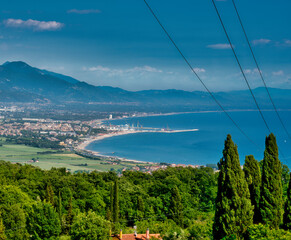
(231, 0), (291, 140)
(143, 0), (256, 146)
(211, 0), (271, 134)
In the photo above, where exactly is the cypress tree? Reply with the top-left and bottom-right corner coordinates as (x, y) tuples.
(170, 186), (183, 227)
(65, 196), (73, 233)
(243, 155), (261, 223)
(283, 173), (291, 229)
(113, 180), (119, 223)
(137, 195), (145, 219)
(58, 192), (62, 229)
(259, 133), (283, 229)
(213, 134), (253, 240)
(106, 183), (114, 222)
(45, 183), (55, 206)
(137, 195), (145, 212)
(110, 182), (114, 220)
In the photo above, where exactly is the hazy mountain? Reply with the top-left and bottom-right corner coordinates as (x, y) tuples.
(0, 61), (290, 110)
(40, 69), (80, 84)
(0, 61), (134, 103)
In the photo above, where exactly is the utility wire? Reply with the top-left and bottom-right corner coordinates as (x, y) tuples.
(211, 0), (271, 134)
(211, 0), (287, 160)
(142, 0), (287, 161)
(142, 0), (257, 146)
(231, 0), (291, 141)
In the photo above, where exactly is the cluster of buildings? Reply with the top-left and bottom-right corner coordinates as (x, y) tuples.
(0, 122), (23, 136)
(170, 163), (200, 168)
(123, 163), (200, 174)
(0, 114), (204, 173)
(0, 118), (94, 138)
(121, 164), (168, 174)
(0, 118), (106, 150)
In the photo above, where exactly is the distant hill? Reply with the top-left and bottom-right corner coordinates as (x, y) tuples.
(0, 61), (290, 110)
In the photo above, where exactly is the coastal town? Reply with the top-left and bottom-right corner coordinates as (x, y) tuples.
(0, 111), (202, 173)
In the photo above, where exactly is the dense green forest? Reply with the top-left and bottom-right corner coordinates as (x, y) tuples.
(0, 133), (290, 239)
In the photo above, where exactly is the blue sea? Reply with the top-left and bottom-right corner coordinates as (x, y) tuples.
(86, 111), (291, 166)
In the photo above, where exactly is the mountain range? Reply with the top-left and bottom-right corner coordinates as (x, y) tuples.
(0, 61), (290, 110)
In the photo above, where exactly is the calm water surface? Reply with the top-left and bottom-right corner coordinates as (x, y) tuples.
(86, 111), (291, 166)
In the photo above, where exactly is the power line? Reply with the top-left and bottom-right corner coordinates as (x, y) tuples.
(142, 0), (288, 161)
(211, 0), (288, 160)
(231, 0), (291, 141)
(211, 0), (271, 134)
(142, 0), (257, 146)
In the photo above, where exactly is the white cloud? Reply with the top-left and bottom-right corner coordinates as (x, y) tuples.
(274, 39), (291, 47)
(244, 69), (253, 74)
(126, 66), (162, 73)
(207, 43), (233, 49)
(193, 68), (206, 73)
(84, 65), (163, 75)
(4, 18), (64, 31)
(252, 39), (271, 45)
(86, 66), (111, 72)
(67, 9), (101, 14)
(244, 68), (261, 74)
(272, 70), (284, 76)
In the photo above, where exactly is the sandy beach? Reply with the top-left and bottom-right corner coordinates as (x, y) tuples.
(77, 130), (143, 151)
(76, 130), (154, 163)
(76, 128), (198, 163)
(77, 128), (198, 151)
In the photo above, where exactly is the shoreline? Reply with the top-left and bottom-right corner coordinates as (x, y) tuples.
(76, 131), (155, 164)
(77, 108), (289, 165)
(76, 128), (199, 164)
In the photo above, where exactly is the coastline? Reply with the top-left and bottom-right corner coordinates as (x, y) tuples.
(76, 131), (154, 164)
(75, 109), (290, 167)
(76, 128), (198, 164)
(77, 130), (143, 152)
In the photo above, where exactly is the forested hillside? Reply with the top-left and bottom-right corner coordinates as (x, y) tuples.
(0, 134), (291, 239)
(0, 161), (217, 239)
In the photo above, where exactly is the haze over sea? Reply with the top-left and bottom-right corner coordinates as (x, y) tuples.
(86, 111), (291, 167)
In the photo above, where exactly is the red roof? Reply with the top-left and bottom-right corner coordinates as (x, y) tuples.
(113, 233), (162, 240)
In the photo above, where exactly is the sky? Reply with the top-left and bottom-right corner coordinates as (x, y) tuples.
(0, 0), (290, 91)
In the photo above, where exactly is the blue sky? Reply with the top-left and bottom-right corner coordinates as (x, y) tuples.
(0, 0), (290, 91)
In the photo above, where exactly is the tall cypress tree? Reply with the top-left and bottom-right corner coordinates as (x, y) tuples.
(170, 186), (183, 227)
(113, 180), (119, 223)
(259, 133), (283, 229)
(106, 182), (114, 222)
(213, 134), (253, 240)
(283, 173), (291, 229)
(243, 155), (261, 223)
(45, 183), (55, 206)
(65, 196), (73, 233)
(110, 182), (114, 219)
(58, 192), (62, 229)
(137, 195), (145, 212)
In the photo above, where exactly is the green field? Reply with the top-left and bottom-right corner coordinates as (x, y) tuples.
(0, 142), (149, 172)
